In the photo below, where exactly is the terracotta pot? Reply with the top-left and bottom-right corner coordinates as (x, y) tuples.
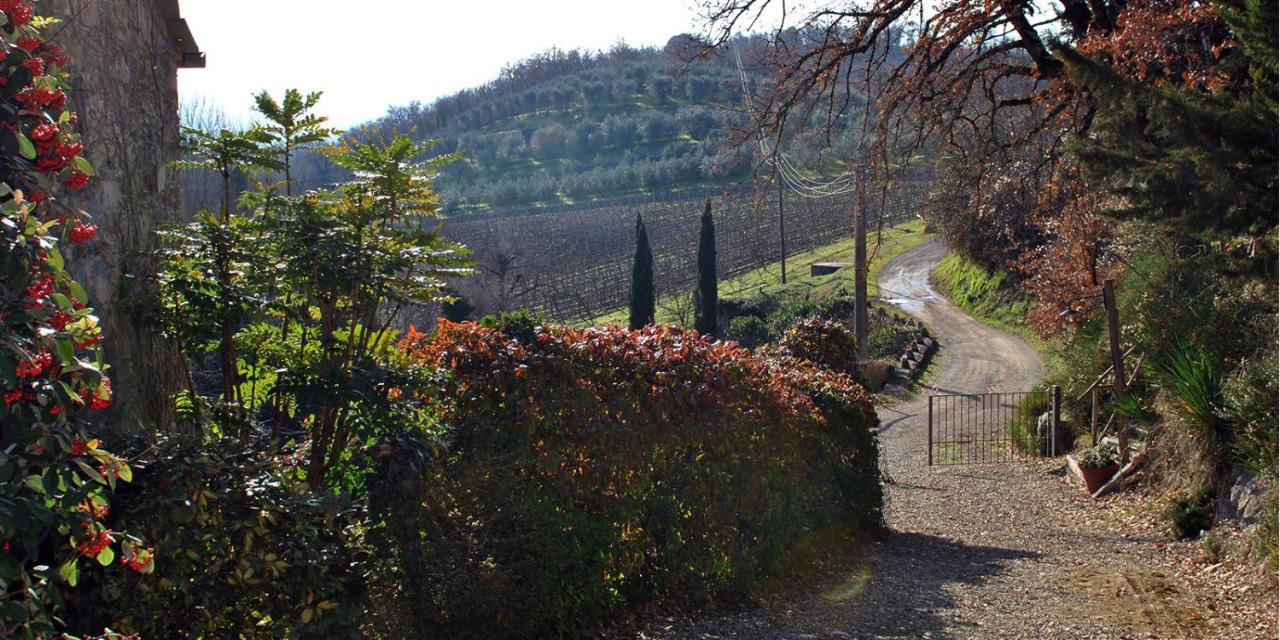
(1080, 464), (1119, 493)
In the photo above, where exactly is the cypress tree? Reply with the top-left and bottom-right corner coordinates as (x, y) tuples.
(694, 199), (718, 335)
(629, 213), (655, 329)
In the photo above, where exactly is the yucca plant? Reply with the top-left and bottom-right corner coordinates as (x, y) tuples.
(1154, 342), (1225, 436)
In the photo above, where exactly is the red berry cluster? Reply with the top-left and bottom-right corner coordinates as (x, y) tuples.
(78, 378), (111, 411)
(121, 545), (154, 573)
(69, 219), (97, 243)
(48, 310), (72, 330)
(14, 350), (51, 378)
(0, 2), (89, 206)
(74, 527), (113, 558)
(24, 273), (54, 306)
(0, 1), (32, 27)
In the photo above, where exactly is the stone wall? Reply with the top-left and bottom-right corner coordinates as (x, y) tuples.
(42, 0), (187, 431)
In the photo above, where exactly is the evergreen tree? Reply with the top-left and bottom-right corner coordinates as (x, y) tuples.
(1053, 0), (1277, 243)
(629, 213), (655, 329)
(694, 199), (718, 335)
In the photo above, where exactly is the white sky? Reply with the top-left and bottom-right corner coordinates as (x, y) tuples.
(178, 0), (707, 128)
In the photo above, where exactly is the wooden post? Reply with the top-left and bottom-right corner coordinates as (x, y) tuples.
(777, 170), (786, 285)
(1090, 387), (1099, 446)
(927, 395), (934, 466)
(853, 166), (868, 355)
(1102, 279), (1129, 464)
(1051, 385), (1062, 457)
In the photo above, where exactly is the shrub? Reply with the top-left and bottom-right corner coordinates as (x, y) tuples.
(161, 98), (472, 487)
(765, 294), (857, 336)
(395, 321), (881, 636)
(726, 314), (770, 349)
(0, 5), (141, 636)
(69, 437), (369, 638)
(1009, 394), (1050, 455)
(1224, 345), (1277, 478)
(1164, 485), (1215, 539)
(777, 317), (860, 378)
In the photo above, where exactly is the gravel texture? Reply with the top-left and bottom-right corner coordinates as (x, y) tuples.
(604, 240), (1277, 640)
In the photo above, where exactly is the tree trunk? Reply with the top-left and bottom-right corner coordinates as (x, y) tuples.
(44, 0), (191, 435)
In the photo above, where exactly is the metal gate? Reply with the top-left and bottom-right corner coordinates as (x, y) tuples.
(927, 386), (1061, 465)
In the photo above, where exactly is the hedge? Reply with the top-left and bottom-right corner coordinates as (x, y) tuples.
(390, 319), (882, 636)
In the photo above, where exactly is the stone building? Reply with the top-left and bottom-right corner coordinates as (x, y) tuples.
(44, 0), (204, 431)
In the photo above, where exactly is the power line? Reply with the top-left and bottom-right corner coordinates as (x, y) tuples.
(733, 42), (859, 200)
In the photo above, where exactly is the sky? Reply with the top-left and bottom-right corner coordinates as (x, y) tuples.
(178, 0), (709, 129)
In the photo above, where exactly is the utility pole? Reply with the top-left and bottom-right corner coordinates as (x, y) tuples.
(853, 165), (868, 355)
(777, 169), (786, 285)
(1102, 278), (1128, 464)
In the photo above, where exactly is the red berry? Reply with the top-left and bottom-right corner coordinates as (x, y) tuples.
(64, 171), (90, 191)
(20, 56), (42, 76)
(28, 122), (56, 141)
(57, 141), (82, 158)
(7, 5), (32, 26)
(40, 43), (66, 68)
(15, 36), (40, 53)
(69, 220), (97, 242)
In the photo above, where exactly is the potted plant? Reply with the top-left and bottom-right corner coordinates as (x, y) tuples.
(1075, 445), (1121, 493)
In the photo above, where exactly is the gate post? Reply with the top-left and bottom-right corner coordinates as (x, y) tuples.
(927, 395), (934, 466)
(1051, 385), (1062, 457)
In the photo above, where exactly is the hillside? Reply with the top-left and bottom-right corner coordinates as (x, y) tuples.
(361, 39), (758, 211)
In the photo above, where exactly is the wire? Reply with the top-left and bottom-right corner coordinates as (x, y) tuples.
(734, 41), (859, 200)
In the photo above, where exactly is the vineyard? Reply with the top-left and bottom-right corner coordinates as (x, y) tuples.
(438, 176), (929, 323)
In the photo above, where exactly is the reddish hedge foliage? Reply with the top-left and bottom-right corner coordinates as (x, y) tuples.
(396, 319), (881, 636)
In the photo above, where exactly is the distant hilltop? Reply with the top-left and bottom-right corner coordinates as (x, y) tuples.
(364, 38), (758, 212)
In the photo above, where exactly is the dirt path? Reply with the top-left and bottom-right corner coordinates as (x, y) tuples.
(609, 240), (1274, 640)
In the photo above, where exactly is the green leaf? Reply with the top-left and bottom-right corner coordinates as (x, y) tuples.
(14, 132), (34, 160)
(58, 558), (78, 586)
(51, 292), (72, 311)
(68, 281), (87, 305)
(95, 545), (114, 566)
(116, 464), (132, 483)
(71, 156), (94, 176)
(73, 459), (104, 485)
(46, 248), (63, 271)
(54, 336), (74, 365)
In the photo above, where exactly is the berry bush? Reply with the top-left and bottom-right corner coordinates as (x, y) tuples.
(0, 4), (141, 638)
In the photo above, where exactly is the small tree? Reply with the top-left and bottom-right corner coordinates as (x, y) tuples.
(629, 214), (655, 329)
(252, 89), (336, 196)
(694, 199), (718, 335)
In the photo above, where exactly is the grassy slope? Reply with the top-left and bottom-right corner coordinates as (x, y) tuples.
(585, 218), (934, 327)
(930, 252), (1035, 339)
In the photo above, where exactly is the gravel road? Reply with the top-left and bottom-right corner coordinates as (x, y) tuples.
(607, 239), (1276, 640)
